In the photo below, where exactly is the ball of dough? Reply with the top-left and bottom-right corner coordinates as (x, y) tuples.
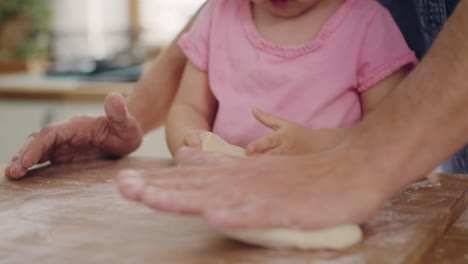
(199, 132), (363, 250)
(219, 225), (363, 250)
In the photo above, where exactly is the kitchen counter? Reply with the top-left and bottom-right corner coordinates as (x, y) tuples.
(0, 158), (467, 263)
(0, 73), (170, 163)
(0, 73), (133, 101)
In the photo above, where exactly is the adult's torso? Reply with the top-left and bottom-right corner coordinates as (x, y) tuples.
(378, 0), (460, 58)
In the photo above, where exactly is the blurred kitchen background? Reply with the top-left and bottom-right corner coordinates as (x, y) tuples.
(1, 0), (204, 78)
(0, 0), (204, 162)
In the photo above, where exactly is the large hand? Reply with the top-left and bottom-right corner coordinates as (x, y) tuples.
(117, 146), (390, 230)
(247, 107), (349, 155)
(5, 93), (143, 179)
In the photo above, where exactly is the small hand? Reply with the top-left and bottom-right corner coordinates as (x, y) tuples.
(247, 107), (351, 155)
(5, 93), (143, 179)
(246, 107), (311, 155)
(183, 129), (207, 149)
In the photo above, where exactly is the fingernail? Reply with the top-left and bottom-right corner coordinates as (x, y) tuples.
(118, 169), (141, 177)
(120, 179), (145, 199)
(125, 178), (144, 193)
(118, 170), (144, 194)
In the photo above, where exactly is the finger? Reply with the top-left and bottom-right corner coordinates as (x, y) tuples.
(246, 134), (279, 154)
(263, 145), (290, 156)
(183, 134), (202, 148)
(6, 136), (34, 179)
(117, 169), (146, 201)
(204, 201), (278, 229)
(6, 131), (57, 179)
(175, 147), (244, 166)
(139, 186), (213, 214)
(103, 93), (142, 155)
(118, 165), (250, 213)
(48, 144), (74, 163)
(117, 169), (214, 214)
(119, 166), (223, 192)
(252, 107), (288, 131)
(139, 179), (251, 215)
(104, 93), (129, 125)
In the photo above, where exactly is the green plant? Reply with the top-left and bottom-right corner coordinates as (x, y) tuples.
(0, 0), (51, 61)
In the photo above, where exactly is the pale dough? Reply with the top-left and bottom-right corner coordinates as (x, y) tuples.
(200, 132), (248, 158)
(199, 132), (363, 250)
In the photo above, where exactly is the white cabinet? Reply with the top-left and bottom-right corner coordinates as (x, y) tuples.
(0, 99), (170, 164)
(0, 100), (46, 163)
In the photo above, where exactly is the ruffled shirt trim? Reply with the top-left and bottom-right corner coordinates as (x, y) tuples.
(357, 53), (418, 92)
(240, 0), (358, 58)
(178, 34), (209, 72)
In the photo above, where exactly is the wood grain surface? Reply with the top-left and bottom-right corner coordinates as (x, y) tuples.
(420, 207), (468, 263)
(0, 157), (467, 264)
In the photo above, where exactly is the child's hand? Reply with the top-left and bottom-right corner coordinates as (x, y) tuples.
(247, 107), (347, 155)
(183, 129), (207, 149)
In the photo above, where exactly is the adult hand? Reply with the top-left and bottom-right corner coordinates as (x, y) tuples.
(5, 93), (143, 179)
(247, 107), (350, 155)
(117, 146), (391, 230)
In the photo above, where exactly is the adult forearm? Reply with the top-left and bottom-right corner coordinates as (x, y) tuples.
(351, 0), (468, 195)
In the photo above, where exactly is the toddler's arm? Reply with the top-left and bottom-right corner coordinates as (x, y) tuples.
(165, 62), (217, 157)
(360, 67), (409, 115)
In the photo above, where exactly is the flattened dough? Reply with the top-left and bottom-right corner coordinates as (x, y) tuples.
(200, 132), (248, 158)
(221, 225), (362, 250)
(199, 132), (363, 250)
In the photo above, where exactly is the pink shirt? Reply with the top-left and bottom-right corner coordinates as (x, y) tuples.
(178, 0), (417, 148)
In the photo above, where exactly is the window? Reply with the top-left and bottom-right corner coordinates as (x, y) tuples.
(48, 0), (205, 59)
(139, 0), (205, 46)
(50, 0), (130, 59)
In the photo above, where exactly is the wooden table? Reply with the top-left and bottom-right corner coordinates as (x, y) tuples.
(421, 206), (468, 263)
(0, 157), (467, 263)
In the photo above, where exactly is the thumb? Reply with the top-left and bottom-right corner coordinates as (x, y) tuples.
(183, 133), (202, 148)
(102, 92), (143, 155)
(104, 92), (142, 137)
(252, 107), (288, 131)
(104, 92), (129, 125)
(246, 133), (279, 154)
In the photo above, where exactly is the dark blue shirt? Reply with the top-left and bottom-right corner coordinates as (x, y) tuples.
(378, 0), (460, 58)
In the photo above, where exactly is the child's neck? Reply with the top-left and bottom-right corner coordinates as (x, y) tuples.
(251, 0), (345, 46)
